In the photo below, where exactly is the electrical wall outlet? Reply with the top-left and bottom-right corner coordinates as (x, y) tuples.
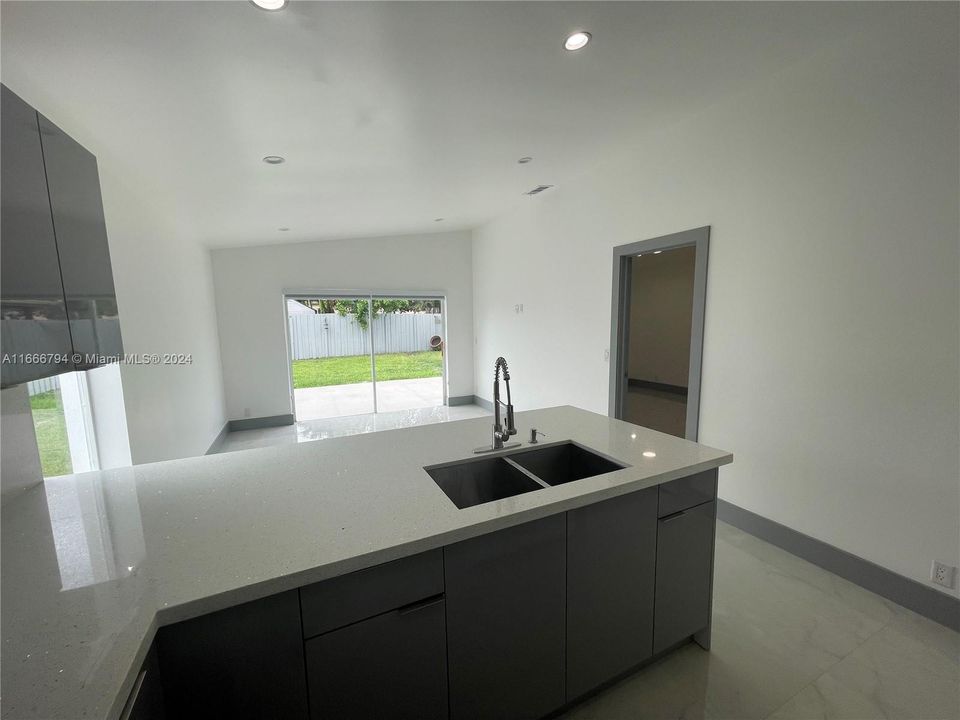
(930, 560), (957, 589)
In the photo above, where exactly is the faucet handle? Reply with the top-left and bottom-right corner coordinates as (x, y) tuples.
(530, 429), (547, 444)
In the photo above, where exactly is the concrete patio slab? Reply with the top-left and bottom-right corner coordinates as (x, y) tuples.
(294, 377), (443, 420)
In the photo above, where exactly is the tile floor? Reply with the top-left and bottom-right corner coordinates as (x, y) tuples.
(561, 521), (960, 720)
(215, 403), (490, 454)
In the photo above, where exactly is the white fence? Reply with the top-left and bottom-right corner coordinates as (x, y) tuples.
(288, 313), (443, 360)
(27, 376), (60, 396)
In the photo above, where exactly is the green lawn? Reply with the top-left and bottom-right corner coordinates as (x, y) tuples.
(29, 391), (72, 477)
(292, 351), (442, 389)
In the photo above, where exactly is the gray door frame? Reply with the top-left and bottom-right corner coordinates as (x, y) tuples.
(608, 226), (710, 441)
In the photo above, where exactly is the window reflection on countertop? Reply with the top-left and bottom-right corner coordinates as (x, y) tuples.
(44, 471), (145, 591)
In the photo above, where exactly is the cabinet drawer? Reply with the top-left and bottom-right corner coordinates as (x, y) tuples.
(305, 596), (448, 720)
(300, 549), (443, 638)
(658, 469), (717, 518)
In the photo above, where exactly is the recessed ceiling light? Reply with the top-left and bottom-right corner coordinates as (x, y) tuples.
(643, 451), (657, 458)
(278, 227), (290, 232)
(434, 218), (444, 222)
(262, 155), (285, 164)
(564, 31), (591, 51)
(518, 157), (533, 164)
(250, 0), (287, 10)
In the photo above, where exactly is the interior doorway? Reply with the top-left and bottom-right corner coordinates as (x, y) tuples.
(284, 293), (446, 422)
(609, 227), (709, 439)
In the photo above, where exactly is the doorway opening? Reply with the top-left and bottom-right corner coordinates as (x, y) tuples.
(609, 227), (709, 440)
(285, 293), (446, 422)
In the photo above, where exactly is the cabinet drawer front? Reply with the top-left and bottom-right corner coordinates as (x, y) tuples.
(300, 549), (443, 638)
(658, 469), (717, 518)
(305, 598), (448, 720)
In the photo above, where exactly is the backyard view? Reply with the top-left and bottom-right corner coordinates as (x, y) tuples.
(29, 389), (72, 477)
(292, 351), (442, 389)
(288, 296), (445, 420)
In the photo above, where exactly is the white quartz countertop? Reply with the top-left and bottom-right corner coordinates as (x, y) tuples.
(0, 406), (732, 720)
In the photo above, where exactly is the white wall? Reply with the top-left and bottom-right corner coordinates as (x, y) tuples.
(473, 9), (959, 597)
(86, 363), (132, 470)
(211, 231), (474, 421)
(99, 167), (228, 464)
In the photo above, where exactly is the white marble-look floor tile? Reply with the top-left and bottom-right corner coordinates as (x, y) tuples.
(561, 521), (959, 720)
(768, 619), (960, 719)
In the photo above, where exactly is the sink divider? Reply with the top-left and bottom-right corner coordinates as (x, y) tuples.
(501, 457), (551, 490)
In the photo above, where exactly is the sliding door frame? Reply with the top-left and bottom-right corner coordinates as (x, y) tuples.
(608, 227), (710, 441)
(281, 289), (448, 418)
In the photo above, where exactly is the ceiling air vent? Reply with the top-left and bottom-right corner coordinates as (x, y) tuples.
(524, 184), (554, 196)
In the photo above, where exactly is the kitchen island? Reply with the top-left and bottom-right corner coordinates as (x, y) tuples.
(0, 405), (732, 720)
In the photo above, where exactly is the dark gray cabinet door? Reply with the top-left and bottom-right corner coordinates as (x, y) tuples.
(38, 113), (122, 367)
(445, 514), (566, 720)
(566, 487), (658, 700)
(0, 84), (74, 387)
(156, 590), (308, 720)
(653, 500), (717, 654)
(121, 644), (166, 720)
(305, 596), (448, 720)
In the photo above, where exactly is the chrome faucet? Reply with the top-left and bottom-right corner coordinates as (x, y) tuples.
(474, 356), (521, 454)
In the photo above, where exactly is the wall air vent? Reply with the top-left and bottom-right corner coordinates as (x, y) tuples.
(524, 184), (554, 196)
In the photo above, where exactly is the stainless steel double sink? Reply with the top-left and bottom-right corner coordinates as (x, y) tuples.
(424, 441), (628, 509)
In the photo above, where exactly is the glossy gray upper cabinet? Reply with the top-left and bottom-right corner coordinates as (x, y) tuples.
(1, 85), (74, 387)
(38, 112), (122, 369)
(567, 487), (658, 701)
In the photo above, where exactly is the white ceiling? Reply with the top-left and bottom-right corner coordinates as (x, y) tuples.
(1, 1), (890, 247)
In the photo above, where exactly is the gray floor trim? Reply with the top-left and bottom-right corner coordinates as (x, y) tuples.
(473, 395), (494, 412)
(228, 414), (295, 432)
(717, 499), (960, 632)
(205, 422), (230, 455)
(447, 395), (474, 407)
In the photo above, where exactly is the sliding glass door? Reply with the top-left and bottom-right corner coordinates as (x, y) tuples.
(287, 295), (374, 421)
(371, 297), (445, 413)
(286, 293), (445, 422)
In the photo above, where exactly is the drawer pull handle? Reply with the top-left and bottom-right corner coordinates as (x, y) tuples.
(397, 594), (444, 616)
(660, 509), (687, 523)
